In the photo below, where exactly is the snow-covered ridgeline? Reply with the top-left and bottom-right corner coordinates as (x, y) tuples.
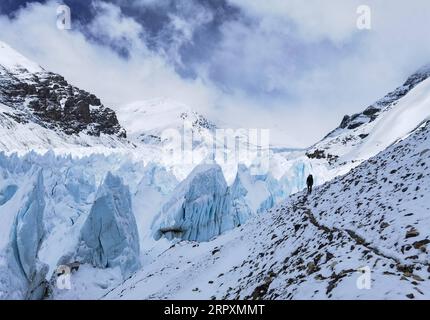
(0, 41), (42, 74)
(0, 41), (127, 153)
(305, 66), (430, 179)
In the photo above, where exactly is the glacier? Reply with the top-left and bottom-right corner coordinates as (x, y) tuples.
(133, 163), (178, 246)
(230, 160), (320, 225)
(0, 149), (322, 296)
(0, 152), (164, 295)
(231, 164), (281, 224)
(76, 172), (141, 278)
(0, 113), (333, 299)
(152, 163), (237, 242)
(0, 170), (48, 299)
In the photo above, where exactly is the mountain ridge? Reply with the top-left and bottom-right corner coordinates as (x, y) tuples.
(0, 41), (128, 152)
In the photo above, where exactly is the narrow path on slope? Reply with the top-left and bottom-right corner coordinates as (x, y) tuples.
(296, 195), (430, 282)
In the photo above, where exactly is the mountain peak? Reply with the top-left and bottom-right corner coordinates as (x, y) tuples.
(0, 40), (127, 149)
(118, 98), (216, 144)
(334, 63), (430, 134)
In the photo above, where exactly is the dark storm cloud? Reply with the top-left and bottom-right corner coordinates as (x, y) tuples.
(0, 0), (240, 74)
(0, 0), (44, 15)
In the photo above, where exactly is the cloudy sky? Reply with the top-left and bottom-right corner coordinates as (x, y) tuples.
(1, 0), (430, 147)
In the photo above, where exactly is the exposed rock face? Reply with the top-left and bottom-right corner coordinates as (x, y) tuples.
(0, 66), (126, 138)
(77, 173), (140, 278)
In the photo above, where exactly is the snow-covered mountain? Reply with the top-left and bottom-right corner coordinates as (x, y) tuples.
(116, 97), (285, 185)
(305, 65), (430, 178)
(118, 98), (216, 145)
(0, 41), (128, 153)
(1, 39), (430, 300)
(0, 40), (306, 185)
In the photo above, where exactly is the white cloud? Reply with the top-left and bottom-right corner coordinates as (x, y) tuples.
(228, 0), (363, 43)
(215, 0), (430, 145)
(0, 1), (218, 109)
(88, 1), (143, 48)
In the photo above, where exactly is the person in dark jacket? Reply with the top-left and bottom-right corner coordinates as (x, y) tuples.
(306, 174), (314, 194)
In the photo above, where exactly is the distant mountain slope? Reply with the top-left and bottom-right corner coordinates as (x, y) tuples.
(0, 41), (128, 152)
(102, 120), (430, 300)
(305, 65), (430, 176)
(118, 98), (215, 145)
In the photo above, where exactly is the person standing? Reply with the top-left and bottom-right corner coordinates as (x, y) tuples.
(306, 174), (314, 194)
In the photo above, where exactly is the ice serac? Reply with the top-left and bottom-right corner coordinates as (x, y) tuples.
(231, 164), (279, 224)
(0, 170), (48, 300)
(153, 163), (237, 242)
(13, 171), (48, 299)
(77, 172), (140, 278)
(133, 163), (178, 245)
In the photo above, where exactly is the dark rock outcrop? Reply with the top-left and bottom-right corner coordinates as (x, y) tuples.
(0, 66), (126, 138)
(336, 65), (430, 132)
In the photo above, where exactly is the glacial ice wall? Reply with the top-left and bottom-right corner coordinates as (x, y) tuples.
(0, 150), (323, 296)
(0, 170), (48, 299)
(153, 164), (237, 242)
(230, 164), (286, 225)
(77, 172), (141, 278)
(133, 163), (178, 245)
